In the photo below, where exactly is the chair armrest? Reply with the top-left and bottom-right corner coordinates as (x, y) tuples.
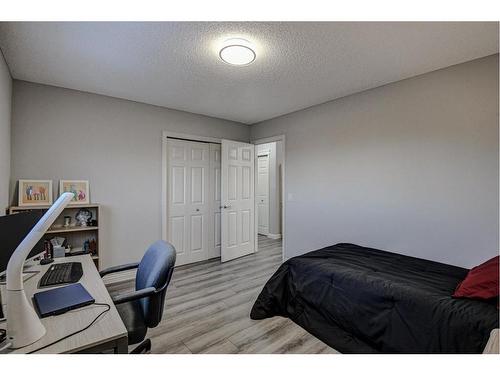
(99, 262), (140, 277)
(112, 287), (157, 305)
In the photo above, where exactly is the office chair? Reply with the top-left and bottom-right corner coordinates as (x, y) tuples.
(100, 240), (176, 354)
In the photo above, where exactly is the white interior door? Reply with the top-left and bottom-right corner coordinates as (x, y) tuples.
(208, 143), (221, 259)
(257, 154), (270, 235)
(221, 140), (255, 262)
(167, 139), (210, 266)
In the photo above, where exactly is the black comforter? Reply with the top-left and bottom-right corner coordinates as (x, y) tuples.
(250, 243), (499, 353)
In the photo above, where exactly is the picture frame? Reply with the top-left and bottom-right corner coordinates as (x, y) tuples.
(59, 180), (90, 205)
(18, 179), (53, 206)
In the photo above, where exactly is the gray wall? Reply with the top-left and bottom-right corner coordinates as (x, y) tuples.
(251, 55), (499, 268)
(11, 81), (250, 268)
(0, 51), (11, 212)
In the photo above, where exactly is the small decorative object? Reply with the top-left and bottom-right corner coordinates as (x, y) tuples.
(89, 239), (97, 255)
(43, 240), (52, 260)
(18, 180), (53, 206)
(63, 216), (72, 228)
(75, 208), (92, 227)
(83, 240), (90, 253)
(59, 180), (90, 205)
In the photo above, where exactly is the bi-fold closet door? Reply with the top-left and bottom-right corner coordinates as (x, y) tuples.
(220, 140), (255, 262)
(167, 138), (255, 266)
(166, 139), (221, 266)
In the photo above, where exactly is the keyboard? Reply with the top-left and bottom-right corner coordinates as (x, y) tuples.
(39, 262), (83, 287)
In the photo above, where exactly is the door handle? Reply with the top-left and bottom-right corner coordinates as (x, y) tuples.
(222, 205), (231, 209)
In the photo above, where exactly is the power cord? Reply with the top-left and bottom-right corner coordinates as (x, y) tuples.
(0, 341), (12, 352)
(27, 302), (111, 354)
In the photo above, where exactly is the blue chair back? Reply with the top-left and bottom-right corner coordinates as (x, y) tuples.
(135, 240), (176, 327)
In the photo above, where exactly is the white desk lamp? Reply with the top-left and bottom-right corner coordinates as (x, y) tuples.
(6, 192), (74, 348)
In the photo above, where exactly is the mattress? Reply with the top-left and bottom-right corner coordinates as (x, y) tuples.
(250, 243), (499, 353)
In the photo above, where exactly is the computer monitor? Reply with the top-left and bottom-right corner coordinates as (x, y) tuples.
(0, 211), (46, 274)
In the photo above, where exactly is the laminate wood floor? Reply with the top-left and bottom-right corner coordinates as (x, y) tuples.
(106, 236), (338, 354)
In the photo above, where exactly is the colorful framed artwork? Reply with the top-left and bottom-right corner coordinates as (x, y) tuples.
(18, 179), (53, 206)
(59, 180), (90, 205)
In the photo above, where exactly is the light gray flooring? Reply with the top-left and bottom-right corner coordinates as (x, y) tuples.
(107, 236), (337, 354)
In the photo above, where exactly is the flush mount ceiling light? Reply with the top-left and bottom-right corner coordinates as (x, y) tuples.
(219, 38), (256, 66)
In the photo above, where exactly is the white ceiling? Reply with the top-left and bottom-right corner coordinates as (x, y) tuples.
(0, 22), (498, 124)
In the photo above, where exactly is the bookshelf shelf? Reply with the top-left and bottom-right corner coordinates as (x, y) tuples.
(46, 226), (99, 234)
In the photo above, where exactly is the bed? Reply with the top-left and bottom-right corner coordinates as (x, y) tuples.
(250, 243), (499, 353)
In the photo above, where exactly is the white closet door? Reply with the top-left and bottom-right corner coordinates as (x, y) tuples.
(221, 140), (255, 262)
(208, 143), (222, 259)
(167, 139), (210, 266)
(257, 154), (270, 235)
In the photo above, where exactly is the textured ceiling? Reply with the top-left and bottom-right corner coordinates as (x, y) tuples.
(0, 22), (498, 124)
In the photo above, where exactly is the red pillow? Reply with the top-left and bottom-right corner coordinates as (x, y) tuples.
(453, 256), (499, 300)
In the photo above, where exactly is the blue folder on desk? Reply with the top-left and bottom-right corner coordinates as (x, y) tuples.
(33, 283), (95, 318)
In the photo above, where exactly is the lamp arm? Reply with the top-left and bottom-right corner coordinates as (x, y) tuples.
(5, 192), (74, 349)
(6, 192), (74, 291)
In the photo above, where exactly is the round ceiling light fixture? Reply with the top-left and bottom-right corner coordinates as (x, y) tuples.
(219, 38), (256, 66)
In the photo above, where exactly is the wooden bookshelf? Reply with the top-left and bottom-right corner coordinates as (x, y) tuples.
(8, 204), (101, 270)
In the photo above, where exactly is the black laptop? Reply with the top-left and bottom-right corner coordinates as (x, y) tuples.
(33, 283), (95, 318)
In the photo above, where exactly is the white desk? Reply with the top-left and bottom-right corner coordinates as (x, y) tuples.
(0, 255), (128, 353)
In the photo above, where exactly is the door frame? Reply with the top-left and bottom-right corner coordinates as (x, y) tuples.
(252, 135), (286, 263)
(161, 131), (222, 246)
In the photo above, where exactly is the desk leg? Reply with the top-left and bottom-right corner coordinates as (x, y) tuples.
(115, 336), (129, 354)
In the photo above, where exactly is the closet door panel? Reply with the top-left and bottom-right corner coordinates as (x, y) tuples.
(167, 139), (210, 266)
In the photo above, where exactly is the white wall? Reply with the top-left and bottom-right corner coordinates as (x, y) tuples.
(251, 55), (499, 268)
(0, 51), (11, 212)
(256, 141), (282, 236)
(10, 81), (250, 268)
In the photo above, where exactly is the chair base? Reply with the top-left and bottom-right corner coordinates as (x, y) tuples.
(130, 338), (151, 354)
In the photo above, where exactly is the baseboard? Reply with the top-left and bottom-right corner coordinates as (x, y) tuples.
(267, 233), (282, 240)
